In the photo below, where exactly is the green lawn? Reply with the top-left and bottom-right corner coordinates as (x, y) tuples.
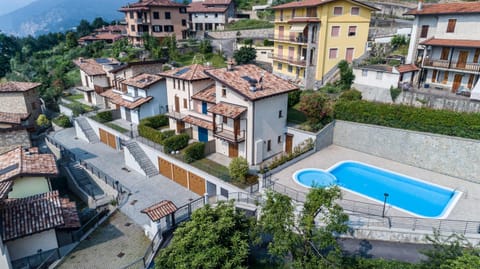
(175, 52), (226, 68)
(104, 122), (129, 134)
(287, 106), (308, 124)
(224, 19), (273, 31)
(64, 94), (83, 102)
(191, 158), (231, 182)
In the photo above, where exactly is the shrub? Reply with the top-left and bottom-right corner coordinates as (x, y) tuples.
(96, 111), (113, 123)
(288, 90), (301, 107)
(142, 115), (169, 129)
(70, 102), (87, 116)
(390, 86), (402, 102)
(138, 115), (171, 144)
(36, 114), (50, 127)
(334, 100), (480, 140)
(184, 142), (205, 163)
(298, 90), (331, 124)
(53, 114), (72, 128)
(163, 133), (190, 153)
(339, 89), (362, 101)
(229, 157), (249, 183)
(263, 39), (274, 46)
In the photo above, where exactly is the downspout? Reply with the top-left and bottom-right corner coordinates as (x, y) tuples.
(251, 101), (255, 165)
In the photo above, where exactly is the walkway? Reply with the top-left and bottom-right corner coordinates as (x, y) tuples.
(52, 128), (199, 227)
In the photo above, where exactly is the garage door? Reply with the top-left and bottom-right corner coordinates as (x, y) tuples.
(188, 172), (206, 196)
(158, 157), (172, 179)
(172, 164), (188, 188)
(99, 128), (117, 149)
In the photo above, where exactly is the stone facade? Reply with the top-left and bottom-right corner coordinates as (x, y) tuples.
(0, 130), (31, 154)
(0, 90), (41, 127)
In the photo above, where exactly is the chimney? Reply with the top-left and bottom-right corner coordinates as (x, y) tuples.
(226, 58), (235, 71)
(417, 0), (423, 11)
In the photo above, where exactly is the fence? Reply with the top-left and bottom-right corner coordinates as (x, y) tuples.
(72, 208), (110, 241)
(11, 248), (60, 269)
(135, 135), (164, 152)
(263, 175), (480, 237)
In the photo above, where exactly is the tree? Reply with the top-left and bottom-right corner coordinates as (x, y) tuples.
(91, 17), (108, 30)
(0, 33), (19, 77)
(339, 89), (362, 101)
(335, 60), (355, 91)
(160, 35), (179, 60)
(156, 202), (252, 269)
(76, 19), (92, 37)
(199, 39), (212, 54)
(65, 32), (78, 49)
(229, 157), (249, 183)
(258, 187), (349, 268)
(297, 90), (332, 124)
(233, 46), (256, 64)
(36, 114), (50, 127)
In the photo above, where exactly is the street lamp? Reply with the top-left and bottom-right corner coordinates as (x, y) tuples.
(382, 193), (389, 218)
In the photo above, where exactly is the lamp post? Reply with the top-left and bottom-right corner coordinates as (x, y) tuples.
(382, 193), (389, 218)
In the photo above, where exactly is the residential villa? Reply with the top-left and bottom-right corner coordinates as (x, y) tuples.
(101, 73), (168, 124)
(162, 63), (298, 165)
(0, 112), (32, 154)
(0, 147), (80, 268)
(405, 1), (480, 95)
(119, 0), (189, 46)
(188, 0), (235, 32)
(0, 82), (42, 130)
(353, 64), (419, 90)
(78, 24), (127, 45)
(270, 0), (378, 89)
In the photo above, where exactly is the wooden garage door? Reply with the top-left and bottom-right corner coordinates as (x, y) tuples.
(172, 164), (188, 188)
(99, 128), (117, 149)
(158, 157), (172, 179)
(188, 172), (206, 196)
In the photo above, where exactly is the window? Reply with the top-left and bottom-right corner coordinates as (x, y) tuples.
(130, 25), (135, 32)
(222, 88), (226, 97)
(153, 12), (159, 19)
(183, 98), (187, 109)
(277, 136), (282, 144)
(288, 65), (293, 73)
(153, 25), (163, 32)
(331, 26), (340, 37)
(362, 69), (368, 76)
(277, 63), (282, 70)
(376, 71), (383, 80)
(333, 6), (343, 16)
(351, 7), (360, 15)
(223, 116), (227, 124)
(420, 25), (429, 38)
(348, 26), (357, 37)
(129, 11), (134, 19)
(292, 9), (296, 18)
(278, 110), (283, 118)
(165, 12), (171, 19)
(179, 7), (187, 14)
(447, 19), (456, 33)
(164, 25), (174, 32)
(267, 140), (271, 151)
(182, 19), (187, 26)
(182, 81), (186, 91)
(215, 13), (218, 18)
(205, 14), (208, 18)
(329, 48), (338, 59)
(195, 13), (198, 17)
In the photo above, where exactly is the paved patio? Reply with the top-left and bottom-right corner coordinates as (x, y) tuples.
(52, 128), (199, 227)
(272, 145), (480, 221)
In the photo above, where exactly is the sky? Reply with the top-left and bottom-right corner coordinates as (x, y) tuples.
(0, 0), (36, 16)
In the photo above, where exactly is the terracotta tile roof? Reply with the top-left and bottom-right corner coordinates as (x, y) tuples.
(0, 191), (80, 241)
(205, 64), (299, 101)
(208, 102), (247, 119)
(73, 58), (120, 76)
(405, 2), (480, 16)
(203, 0), (231, 5)
(420, 38), (480, 48)
(160, 64), (212, 81)
(0, 82), (41, 93)
(119, 0), (186, 12)
(0, 181), (13, 200)
(188, 2), (228, 13)
(397, 64), (419, 73)
(191, 85), (216, 103)
(94, 25), (126, 33)
(0, 112), (30, 125)
(110, 60), (166, 74)
(360, 64), (393, 73)
(100, 89), (153, 109)
(141, 200), (177, 222)
(122, 73), (164, 89)
(183, 115), (213, 130)
(78, 33), (124, 43)
(0, 147), (58, 187)
(272, 0), (379, 11)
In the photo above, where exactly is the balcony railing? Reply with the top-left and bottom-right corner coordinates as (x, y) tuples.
(275, 15), (318, 22)
(214, 124), (245, 143)
(268, 33), (308, 44)
(268, 53), (306, 67)
(423, 59), (480, 73)
(136, 18), (150, 24)
(166, 110), (185, 120)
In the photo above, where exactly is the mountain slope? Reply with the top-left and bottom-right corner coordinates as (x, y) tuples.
(0, 0), (130, 36)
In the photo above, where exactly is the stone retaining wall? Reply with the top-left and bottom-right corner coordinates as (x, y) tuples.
(207, 28), (273, 39)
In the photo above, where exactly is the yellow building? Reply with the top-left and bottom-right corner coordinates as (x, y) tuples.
(271, 0), (378, 89)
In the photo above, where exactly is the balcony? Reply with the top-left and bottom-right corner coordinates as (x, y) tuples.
(275, 15), (319, 23)
(214, 124), (245, 143)
(423, 59), (480, 73)
(268, 33), (308, 44)
(136, 18), (150, 24)
(269, 53), (306, 67)
(122, 92), (141, 102)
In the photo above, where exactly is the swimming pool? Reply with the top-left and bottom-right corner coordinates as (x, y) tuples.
(293, 161), (461, 218)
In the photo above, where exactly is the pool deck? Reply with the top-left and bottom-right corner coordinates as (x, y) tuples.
(272, 145), (480, 221)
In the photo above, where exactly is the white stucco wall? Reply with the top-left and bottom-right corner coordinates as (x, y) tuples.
(8, 177), (50, 199)
(353, 68), (400, 90)
(0, 240), (12, 269)
(6, 229), (58, 261)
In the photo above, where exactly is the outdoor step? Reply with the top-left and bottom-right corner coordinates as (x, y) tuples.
(125, 141), (158, 177)
(76, 117), (100, 143)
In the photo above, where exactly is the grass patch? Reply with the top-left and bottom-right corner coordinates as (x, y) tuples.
(62, 102), (94, 112)
(64, 94), (84, 102)
(191, 158), (231, 182)
(224, 20), (273, 31)
(287, 106), (308, 124)
(175, 52), (226, 68)
(104, 122), (129, 134)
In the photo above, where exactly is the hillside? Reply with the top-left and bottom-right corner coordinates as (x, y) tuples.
(0, 0), (130, 37)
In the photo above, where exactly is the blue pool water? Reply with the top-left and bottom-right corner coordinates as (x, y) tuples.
(293, 161), (460, 218)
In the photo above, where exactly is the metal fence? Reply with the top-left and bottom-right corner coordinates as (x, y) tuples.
(11, 248), (60, 269)
(72, 208), (110, 241)
(135, 135), (164, 152)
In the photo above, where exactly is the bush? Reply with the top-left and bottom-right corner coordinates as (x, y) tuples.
(229, 157), (249, 183)
(339, 89), (362, 101)
(260, 138), (315, 173)
(70, 102), (87, 116)
(163, 133), (190, 153)
(184, 142), (205, 163)
(263, 39), (274, 46)
(288, 90), (301, 107)
(334, 100), (480, 140)
(36, 114), (50, 127)
(390, 86), (402, 102)
(95, 111), (113, 123)
(142, 115), (168, 128)
(53, 114), (72, 128)
(138, 115), (171, 144)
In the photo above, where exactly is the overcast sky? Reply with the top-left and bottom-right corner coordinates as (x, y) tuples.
(0, 0), (36, 16)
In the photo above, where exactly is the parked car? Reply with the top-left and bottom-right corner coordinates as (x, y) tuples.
(456, 87), (471, 97)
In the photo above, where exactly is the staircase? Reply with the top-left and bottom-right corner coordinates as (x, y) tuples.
(125, 141), (158, 177)
(76, 117), (100, 143)
(68, 163), (105, 199)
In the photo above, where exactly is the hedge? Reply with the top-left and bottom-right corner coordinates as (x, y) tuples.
(334, 100), (480, 140)
(138, 115), (171, 144)
(95, 111), (113, 123)
(163, 133), (190, 153)
(184, 142), (205, 163)
(52, 114), (72, 128)
(142, 115), (168, 128)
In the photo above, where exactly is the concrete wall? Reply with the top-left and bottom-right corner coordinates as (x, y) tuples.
(0, 239), (11, 269)
(314, 121), (335, 151)
(124, 146), (147, 176)
(6, 229), (58, 260)
(353, 67), (400, 90)
(207, 28), (273, 39)
(286, 126), (316, 149)
(333, 120), (480, 183)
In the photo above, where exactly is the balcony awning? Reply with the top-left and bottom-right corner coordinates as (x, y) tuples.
(289, 23), (307, 33)
(420, 38), (480, 48)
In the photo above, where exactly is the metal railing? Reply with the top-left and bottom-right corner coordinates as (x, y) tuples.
(268, 53), (307, 66)
(72, 208), (110, 241)
(268, 33), (308, 44)
(11, 248), (60, 269)
(423, 59), (480, 73)
(214, 124), (245, 143)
